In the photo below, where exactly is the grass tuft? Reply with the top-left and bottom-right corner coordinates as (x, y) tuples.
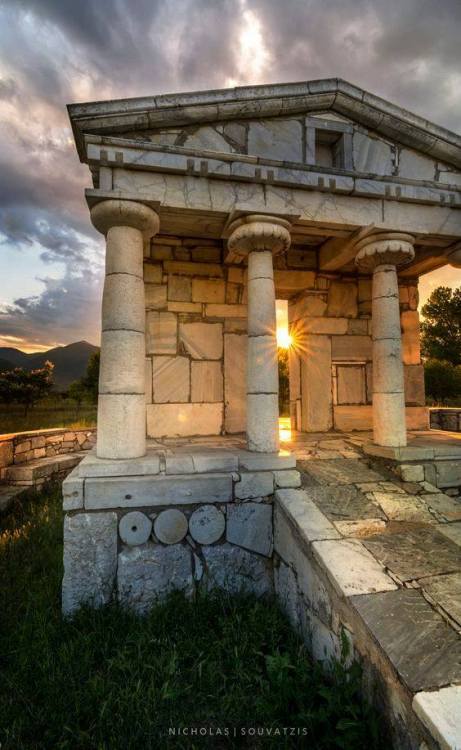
(0, 486), (388, 749)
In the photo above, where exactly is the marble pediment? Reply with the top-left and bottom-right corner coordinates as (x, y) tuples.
(69, 79), (461, 185)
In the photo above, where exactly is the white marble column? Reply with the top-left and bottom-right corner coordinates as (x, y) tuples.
(355, 233), (415, 447)
(90, 200), (159, 459)
(227, 215), (291, 452)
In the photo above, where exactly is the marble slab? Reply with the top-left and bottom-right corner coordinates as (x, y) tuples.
(364, 527), (461, 582)
(353, 588), (461, 692)
(301, 459), (383, 486)
(421, 572), (461, 628)
(307, 486), (387, 521)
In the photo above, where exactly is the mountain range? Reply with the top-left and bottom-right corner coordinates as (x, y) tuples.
(0, 341), (99, 390)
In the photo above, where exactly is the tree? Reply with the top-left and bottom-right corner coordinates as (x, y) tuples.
(278, 347), (290, 416)
(424, 359), (461, 404)
(0, 361), (54, 415)
(68, 351), (100, 405)
(421, 286), (461, 366)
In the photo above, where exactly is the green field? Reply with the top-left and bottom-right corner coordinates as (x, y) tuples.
(0, 486), (387, 749)
(0, 397), (96, 434)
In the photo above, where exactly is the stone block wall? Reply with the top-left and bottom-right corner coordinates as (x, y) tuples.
(287, 269), (426, 433)
(0, 427), (96, 480)
(144, 238), (247, 437)
(62, 453), (301, 615)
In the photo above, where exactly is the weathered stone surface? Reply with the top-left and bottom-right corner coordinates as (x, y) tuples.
(370, 492), (434, 523)
(117, 543), (193, 613)
(201, 543), (272, 596)
(147, 403), (223, 438)
(247, 393), (279, 453)
(274, 561), (301, 631)
(99, 330), (145, 394)
(353, 132), (393, 175)
(333, 519), (387, 537)
(273, 469), (301, 488)
(401, 310), (420, 365)
(275, 490), (341, 546)
(144, 263), (163, 283)
(436, 460), (461, 488)
(165, 455), (194, 474)
(97, 394), (146, 460)
(421, 572), (461, 627)
(62, 472), (84, 510)
(300, 335), (332, 432)
(364, 527), (461, 582)
(62, 512), (118, 615)
(145, 283), (167, 310)
(85, 473), (232, 509)
(307, 485), (387, 522)
(145, 358), (153, 403)
(146, 311), (177, 355)
(336, 365), (366, 405)
(189, 504), (225, 544)
(399, 148), (436, 180)
(312, 539), (397, 596)
(180, 322), (223, 359)
(289, 293), (327, 320)
(326, 281), (358, 318)
(331, 335), (372, 361)
(224, 332), (246, 433)
(154, 509), (188, 544)
(238, 450), (296, 471)
(119, 511), (152, 546)
(413, 685), (461, 750)
(235, 471), (274, 499)
(191, 450), (238, 473)
(78, 451), (160, 478)
(437, 521), (461, 546)
(205, 303), (247, 318)
(168, 276), (191, 301)
(191, 361), (223, 402)
(399, 463), (424, 482)
(353, 589), (461, 691)
(152, 356), (190, 403)
(192, 278), (225, 303)
(248, 118), (302, 162)
(226, 502), (273, 556)
(404, 364), (425, 405)
(301, 459), (382, 486)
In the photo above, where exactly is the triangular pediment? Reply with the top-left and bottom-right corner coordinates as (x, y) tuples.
(69, 79), (461, 175)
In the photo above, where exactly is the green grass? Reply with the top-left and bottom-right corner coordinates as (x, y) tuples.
(0, 486), (388, 750)
(0, 397), (96, 434)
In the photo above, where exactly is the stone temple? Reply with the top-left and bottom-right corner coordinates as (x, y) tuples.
(62, 79), (461, 746)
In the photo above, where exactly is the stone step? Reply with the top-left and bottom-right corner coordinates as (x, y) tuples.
(5, 452), (86, 486)
(0, 485), (25, 514)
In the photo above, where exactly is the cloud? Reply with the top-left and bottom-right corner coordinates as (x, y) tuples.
(0, 0), (460, 348)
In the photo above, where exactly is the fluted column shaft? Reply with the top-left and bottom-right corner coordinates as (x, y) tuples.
(355, 233), (415, 448)
(228, 215), (291, 452)
(91, 200), (159, 459)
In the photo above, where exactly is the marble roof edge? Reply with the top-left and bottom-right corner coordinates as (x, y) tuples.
(67, 78), (461, 167)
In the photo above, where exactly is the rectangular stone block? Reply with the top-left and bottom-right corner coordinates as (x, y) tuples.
(337, 365), (366, 404)
(238, 450), (296, 471)
(273, 470), (301, 488)
(145, 284), (167, 310)
(143, 263), (162, 283)
(327, 281), (358, 318)
(235, 471), (274, 499)
(274, 270), (316, 295)
(312, 539), (397, 597)
(62, 512), (118, 614)
(404, 364), (425, 405)
(248, 118), (303, 162)
(301, 317), (348, 335)
(224, 333), (247, 433)
(164, 261), (223, 277)
(62, 470), (84, 510)
(401, 310), (421, 364)
(145, 358), (152, 403)
(180, 322), (223, 359)
(78, 451), (161, 478)
(226, 503), (273, 557)
(275, 489), (341, 544)
(205, 304), (247, 318)
(167, 301), (202, 313)
(192, 278), (225, 303)
(153, 356), (190, 403)
(147, 402), (223, 437)
(331, 335), (372, 361)
(227, 267), (244, 284)
(413, 685), (461, 750)
(301, 335), (332, 431)
(168, 276), (191, 301)
(85, 473), (233, 509)
(333, 405), (371, 431)
(191, 361), (223, 402)
(289, 293), (327, 320)
(146, 311), (177, 355)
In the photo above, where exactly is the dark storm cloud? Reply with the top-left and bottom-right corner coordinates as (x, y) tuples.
(0, 0), (460, 347)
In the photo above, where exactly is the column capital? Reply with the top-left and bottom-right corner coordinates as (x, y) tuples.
(354, 232), (415, 273)
(227, 214), (291, 260)
(90, 199), (159, 238)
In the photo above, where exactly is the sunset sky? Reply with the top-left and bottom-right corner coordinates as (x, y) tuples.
(1, 0), (460, 352)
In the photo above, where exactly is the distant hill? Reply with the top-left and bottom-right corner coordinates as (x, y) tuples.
(0, 341), (99, 390)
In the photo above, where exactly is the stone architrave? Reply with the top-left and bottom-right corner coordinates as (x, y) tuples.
(355, 233), (415, 447)
(90, 200), (160, 459)
(227, 215), (291, 452)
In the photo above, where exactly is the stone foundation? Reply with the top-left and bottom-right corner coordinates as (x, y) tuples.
(62, 442), (299, 615)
